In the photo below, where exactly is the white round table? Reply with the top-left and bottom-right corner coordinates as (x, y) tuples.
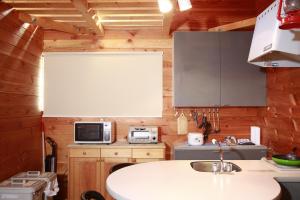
(106, 160), (281, 200)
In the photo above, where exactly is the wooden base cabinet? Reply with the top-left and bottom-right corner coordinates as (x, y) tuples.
(69, 157), (101, 200)
(68, 142), (166, 200)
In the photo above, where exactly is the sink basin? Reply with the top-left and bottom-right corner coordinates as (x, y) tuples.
(190, 161), (242, 173)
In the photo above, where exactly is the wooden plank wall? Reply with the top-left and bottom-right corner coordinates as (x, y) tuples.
(0, 2), (43, 181)
(43, 31), (266, 175)
(261, 68), (300, 156)
(255, 0), (300, 156)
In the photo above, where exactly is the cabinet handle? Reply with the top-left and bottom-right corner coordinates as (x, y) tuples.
(114, 152), (118, 156)
(83, 152), (86, 155)
(146, 152), (150, 156)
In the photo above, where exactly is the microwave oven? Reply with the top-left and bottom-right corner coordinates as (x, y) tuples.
(74, 122), (115, 144)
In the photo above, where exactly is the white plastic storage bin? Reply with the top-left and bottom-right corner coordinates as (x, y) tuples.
(0, 179), (46, 200)
(10, 171), (59, 200)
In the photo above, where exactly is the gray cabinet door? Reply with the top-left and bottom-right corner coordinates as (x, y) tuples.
(173, 32), (221, 107)
(220, 32), (266, 106)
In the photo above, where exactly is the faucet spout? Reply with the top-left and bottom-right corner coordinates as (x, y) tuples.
(212, 139), (224, 172)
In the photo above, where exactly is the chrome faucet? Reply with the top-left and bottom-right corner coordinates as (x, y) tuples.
(212, 139), (224, 172)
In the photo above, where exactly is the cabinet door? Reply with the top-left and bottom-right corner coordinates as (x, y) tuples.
(220, 32), (266, 106)
(101, 157), (131, 200)
(68, 157), (101, 200)
(173, 32), (221, 107)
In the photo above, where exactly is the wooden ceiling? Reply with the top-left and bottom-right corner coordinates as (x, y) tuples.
(2, 0), (272, 36)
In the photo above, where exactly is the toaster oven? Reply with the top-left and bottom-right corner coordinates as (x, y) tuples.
(128, 126), (158, 144)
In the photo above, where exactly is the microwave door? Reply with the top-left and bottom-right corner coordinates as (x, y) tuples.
(76, 124), (103, 142)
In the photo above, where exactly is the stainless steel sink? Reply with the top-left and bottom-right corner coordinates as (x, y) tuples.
(190, 161), (242, 173)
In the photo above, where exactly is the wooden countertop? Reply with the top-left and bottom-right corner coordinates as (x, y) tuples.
(68, 141), (166, 149)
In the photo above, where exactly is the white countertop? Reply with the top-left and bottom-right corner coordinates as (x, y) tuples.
(106, 160), (300, 200)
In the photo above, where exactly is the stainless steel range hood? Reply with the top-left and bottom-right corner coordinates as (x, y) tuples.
(248, 0), (300, 67)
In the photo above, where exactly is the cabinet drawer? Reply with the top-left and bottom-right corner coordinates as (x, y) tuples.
(101, 148), (131, 158)
(132, 149), (164, 159)
(69, 148), (100, 158)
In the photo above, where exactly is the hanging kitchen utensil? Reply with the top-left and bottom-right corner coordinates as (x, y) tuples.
(277, 0), (300, 29)
(215, 108), (220, 133)
(177, 111), (188, 135)
(199, 113), (207, 129)
(192, 110), (199, 127)
(212, 109), (216, 132)
(272, 147), (300, 166)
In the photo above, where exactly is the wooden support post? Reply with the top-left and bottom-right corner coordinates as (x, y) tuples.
(71, 0), (104, 36)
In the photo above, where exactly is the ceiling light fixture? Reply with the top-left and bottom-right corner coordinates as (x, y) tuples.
(158, 0), (173, 13)
(178, 0), (192, 11)
(158, 0), (192, 13)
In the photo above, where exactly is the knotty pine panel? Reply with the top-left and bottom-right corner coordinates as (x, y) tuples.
(0, 2), (43, 181)
(261, 68), (300, 156)
(43, 34), (265, 174)
(0, 30), (43, 58)
(0, 53), (40, 76)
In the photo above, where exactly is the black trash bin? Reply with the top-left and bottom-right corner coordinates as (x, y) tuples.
(81, 191), (105, 200)
(109, 163), (134, 174)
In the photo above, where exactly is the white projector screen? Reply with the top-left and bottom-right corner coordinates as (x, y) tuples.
(43, 52), (163, 117)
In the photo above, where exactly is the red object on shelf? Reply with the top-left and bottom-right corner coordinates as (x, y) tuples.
(277, 0), (300, 29)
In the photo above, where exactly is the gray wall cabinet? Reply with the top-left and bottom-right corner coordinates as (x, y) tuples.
(173, 32), (221, 107)
(173, 31), (266, 107)
(220, 32), (266, 106)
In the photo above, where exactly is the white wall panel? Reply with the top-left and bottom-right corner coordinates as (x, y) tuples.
(43, 52), (163, 117)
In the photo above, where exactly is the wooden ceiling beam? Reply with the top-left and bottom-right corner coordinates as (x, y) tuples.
(102, 16), (163, 20)
(18, 12), (88, 35)
(93, 7), (157, 11)
(45, 16), (85, 21)
(6, 3), (74, 9)
(97, 10), (161, 15)
(93, 26), (163, 31)
(101, 20), (162, 26)
(4, 0), (158, 2)
(208, 17), (256, 32)
(3, 0), (70, 3)
(71, 0), (104, 36)
(22, 10), (81, 16)
(8, 2), (158, 10)
(89, 0), (158, 2)
(90, 2), (157, 10)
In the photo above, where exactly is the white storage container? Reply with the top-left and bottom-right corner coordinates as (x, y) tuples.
(0, 179), (46, 200)
(10, 171), (59, 200)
